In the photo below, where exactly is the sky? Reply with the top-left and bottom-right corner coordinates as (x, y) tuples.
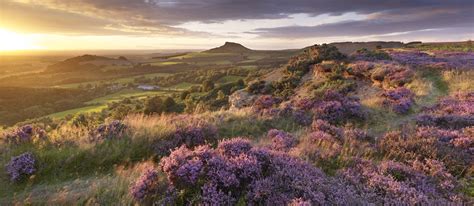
(0, 0), (473, 51)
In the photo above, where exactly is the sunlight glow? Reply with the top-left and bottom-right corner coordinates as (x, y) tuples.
(0, 29), (41, 51)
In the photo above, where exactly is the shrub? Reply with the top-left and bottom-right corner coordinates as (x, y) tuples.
(338, 159), (463, 204)
(130, 167), (161, 201)
(89, 120), (128, 142)
(347, 61), (375, 78)
(173, 121), (218, 148)
(246, 80), (267, 94)
(350, 48), (392, 61)
(6, 152), (36, 182)
(378, 127), (473, 177)
(252, 95), (280, 113)
(312, 90), (365, 124)
(382, 87), (415, 114)
(2, 125), (46, 144)
(370, 62), (414, 88)
(158, 137), (355, 205)
(416, 92), (474, 129)
(267, 129), (296, 152)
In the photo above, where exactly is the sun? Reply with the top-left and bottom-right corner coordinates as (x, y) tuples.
(0, 29), (41, 51)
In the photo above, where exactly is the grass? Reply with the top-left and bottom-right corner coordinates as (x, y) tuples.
(360, 68), (451, 136)
(442, 70), (474, 93)
(47, 89), (174, 118)
(216, 75), (244, 84)
(0, 109), (303, 204)
(149, 61), (182, 66)
(47, 105), (107, 118)
(165, 82), (199, 90)
(55, 73), (172, 88)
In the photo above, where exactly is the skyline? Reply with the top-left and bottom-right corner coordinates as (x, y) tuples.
(1, 0), (473, 51)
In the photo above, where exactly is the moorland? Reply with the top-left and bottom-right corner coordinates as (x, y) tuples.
(0, 41), (473, 205)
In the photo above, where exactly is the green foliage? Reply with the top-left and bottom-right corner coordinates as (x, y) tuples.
(201, 80), (215, 92)
(144, 96), (164, 115)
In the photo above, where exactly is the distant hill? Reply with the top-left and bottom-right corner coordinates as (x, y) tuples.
(205, 42), (253, 53)
(47, 54), (133, 73)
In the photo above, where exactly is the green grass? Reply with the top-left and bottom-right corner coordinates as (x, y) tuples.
(47, 105), (107, 118)
(46, 89), (174, 118)
(165, 82), (199, 90)
(149, 61), (182, 66)
(55, 73), (172, 88)
(216, 75), (244, 84)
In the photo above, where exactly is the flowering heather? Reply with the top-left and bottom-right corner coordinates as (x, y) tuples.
(388, 49), (474, 70)
(267, 129), (296, 151)
(90, 120), (128, 142)
(312, 90), (366, 124)
(2, 125), (46, 144)
(369, 61), (414, 88)
(252, 95), (280, 112)
(291, 109), (313, 126)
(129, 167), (161, 201)
(382, 87), (415, 114)
(346, 61), (375, 78)
(338, 159), (463, 204)
(159, 137), (358, 205)
(416, 92), (474, 129)
(154, 117), (218, 156)
(6, 152), (36, 182)
(379, 127), (473, 176)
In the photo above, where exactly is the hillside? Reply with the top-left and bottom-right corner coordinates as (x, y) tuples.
(205, 42), (254, 53)
(0, 42), (473, 205)
(47, 54), (133, 73)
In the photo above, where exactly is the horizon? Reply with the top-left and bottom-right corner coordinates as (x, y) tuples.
(1, 1), (473, 52)
(1, 40), (471, 56)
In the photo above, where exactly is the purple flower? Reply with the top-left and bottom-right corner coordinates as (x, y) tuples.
(130, 167), (161, 201)
(382, 87), (415, 114)
(6, 152), (36, 182)
(267, 129), (297, 152)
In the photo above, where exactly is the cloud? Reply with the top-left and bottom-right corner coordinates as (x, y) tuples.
(2, 0), (473, 40)
(251, 6), (474, 39)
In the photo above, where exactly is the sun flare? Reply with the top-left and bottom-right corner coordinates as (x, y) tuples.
(0, 29), (41, 51)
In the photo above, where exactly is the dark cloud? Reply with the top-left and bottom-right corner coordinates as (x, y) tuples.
(2, 0), (473, 38)
(251, 6), (474, 38)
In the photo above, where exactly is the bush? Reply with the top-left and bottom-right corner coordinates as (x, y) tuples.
(252, 95), (280, 112)
(382, 87), (415, 114)
(312, 90), (365, 124)
(130, 167), (161, 201)
(416, 92), (474, 129)
(2, 125), (46, 144)
(89, 120), (128, 142)
(6, 152), (37, 182)
(350, 48), (392, 61)
(378, 127), (473, 177)
(338, 159), (463, 204)
(154, 116), (218, 156)
(267, 129), (297, 152)
(158, 137), (355, 205)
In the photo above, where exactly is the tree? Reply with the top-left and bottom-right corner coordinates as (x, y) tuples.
(180, 91), (190, 100)
(202, 80), (215, 92)
(163, 97), (177, 113)
(144, 96), (164, 115)
(110, 104), (132, 120)
(216, 90), (226, 100)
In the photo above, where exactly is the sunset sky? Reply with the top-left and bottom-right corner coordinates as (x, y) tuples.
(1, 0), (473, 51)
